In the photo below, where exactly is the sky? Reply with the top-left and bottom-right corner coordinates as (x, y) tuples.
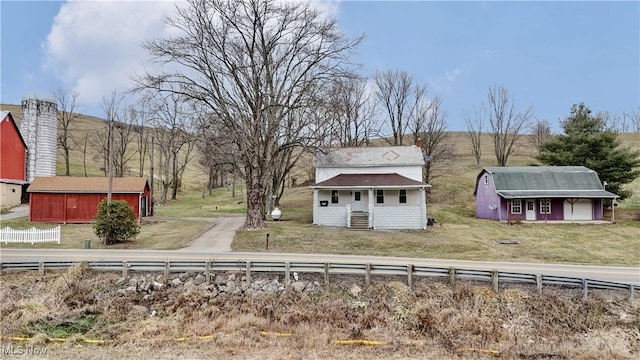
(1, 0), (639, 132)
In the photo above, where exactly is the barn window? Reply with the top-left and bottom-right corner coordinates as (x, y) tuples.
(331, 190), (339, 204)
(510, 200), (522, 214)
(399, 189), (407, 204)
(540, 199), (551, 214)
(376, 190), (384, 204)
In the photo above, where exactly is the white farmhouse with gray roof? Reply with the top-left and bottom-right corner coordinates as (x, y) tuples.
(473, 166), (618, 222)
(310, 145), (431, 230)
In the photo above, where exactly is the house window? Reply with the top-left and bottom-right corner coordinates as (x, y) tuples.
(399, 189), (407, 204)
(484, 175), (488, 185)
(511, 200), (522, 214)
(376, 189), (384, 204)
(540, 199), (551, 214)
(331, 190), (339, 204)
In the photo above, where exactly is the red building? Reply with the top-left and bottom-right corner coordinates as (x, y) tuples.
(27, 177), (151, 223)
(0, 111), (28, 208)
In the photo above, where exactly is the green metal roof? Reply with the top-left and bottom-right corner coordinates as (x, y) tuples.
(482, 166), (618, 199)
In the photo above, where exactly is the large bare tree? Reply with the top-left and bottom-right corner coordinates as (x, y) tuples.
(374, 69), (425, 145)
(486, 85), (534, 166)
(54, 88), (80, 176)
(410, 96), (453, 183)
(135, 0), (361, 228)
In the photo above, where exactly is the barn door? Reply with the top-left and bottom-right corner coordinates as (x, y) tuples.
(141, 196), (147, 217)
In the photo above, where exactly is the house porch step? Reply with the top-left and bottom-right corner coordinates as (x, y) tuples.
(349, 212), (369, 230)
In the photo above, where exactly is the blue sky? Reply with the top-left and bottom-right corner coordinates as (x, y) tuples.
(1, 0), (639, 131)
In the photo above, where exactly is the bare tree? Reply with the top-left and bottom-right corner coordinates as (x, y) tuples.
(325, 76), (378, 147)
(128, 103), (151, 177)
(486, 85), (534, 166)
(135, 0), (361, 229)
(148, 93), (196, 202)
(529, 118), (552, 153)
(464, 106), (485, 166)
(623, 106), (640, 132)
(410, 96), (454, 183)
(374, 69), (425, 145)
(54, 88), (80, 176)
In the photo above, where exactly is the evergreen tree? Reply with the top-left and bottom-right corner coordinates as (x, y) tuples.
(93, 200), (141, 245)
(537, 103), (640, 199)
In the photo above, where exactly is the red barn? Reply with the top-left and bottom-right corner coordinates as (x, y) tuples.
(27, 177), (151, 223)
(0, 111), (28, 208)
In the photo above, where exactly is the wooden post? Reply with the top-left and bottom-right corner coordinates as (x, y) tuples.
(407, 264), (414, 288)
(246, 261), (251, 284)
(122, 261), (128, 278)
(284, 262), (290, 286)
(448, 267), (456, 286)
(39, 261), (44, 275)
(582, 278), (588, 299)
(205, 261), (211, 284)
(536, 274), (543, 295)
(324, 262), (329, 285)
(164, 261), (170, 285)
(365, 263), (371, 286)
(491, 270), (499, 293)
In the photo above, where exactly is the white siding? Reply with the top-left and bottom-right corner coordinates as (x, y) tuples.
(313, 206), (348, 227)
(20, 99), (57, 182)
(373, 206), (425, 230)
(316, 165), (422, 183)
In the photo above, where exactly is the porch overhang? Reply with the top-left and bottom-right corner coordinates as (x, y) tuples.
(497, 190), (618, 199)
(309, 173), (430, 190)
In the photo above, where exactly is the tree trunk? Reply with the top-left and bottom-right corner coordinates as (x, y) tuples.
(244, 164), (266, 229)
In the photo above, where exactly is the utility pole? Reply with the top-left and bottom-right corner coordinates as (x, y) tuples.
(150, 136), (155, 215)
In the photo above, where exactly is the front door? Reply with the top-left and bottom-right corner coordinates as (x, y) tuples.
(352, 191), (363, 212)
(525, 200), (536, 220)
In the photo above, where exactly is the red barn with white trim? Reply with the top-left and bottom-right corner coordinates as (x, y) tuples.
(0, 111), (28, 208)
(27, 177), (151, 223)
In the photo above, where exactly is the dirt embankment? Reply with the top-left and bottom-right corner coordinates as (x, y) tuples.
(1, 265), (638, 359)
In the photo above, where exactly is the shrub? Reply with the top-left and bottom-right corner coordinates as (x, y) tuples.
(93, 199), (140, 245)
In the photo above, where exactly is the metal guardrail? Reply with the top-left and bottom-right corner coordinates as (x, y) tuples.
(0, 260), (636, 300)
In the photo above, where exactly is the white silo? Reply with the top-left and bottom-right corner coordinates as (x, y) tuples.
(20, 98), (58, 182)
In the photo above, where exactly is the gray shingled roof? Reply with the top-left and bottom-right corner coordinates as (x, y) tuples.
(314, 146), (425, 167)
(312, 173), (429, 188)
(480, 166), (618, 199)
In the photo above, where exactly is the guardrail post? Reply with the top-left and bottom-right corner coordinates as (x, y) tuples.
(246, 261), (251, 284)
(365, 263), (371, 286)
(407, 264), (414, 288)
(448, 267), (456, 286)
(284, 262), (290, 286)
(39, 261), (44, 275)
(630, 285), (635, 301)
(164, 261), (170, 285)
(536, 274), (543, 295)
(205, 261), (211, 284)
(582, 278), (588, 299)
(122, 261), (128, 278)
(491, 270), (499, 293)
(324, 262), (329, 285)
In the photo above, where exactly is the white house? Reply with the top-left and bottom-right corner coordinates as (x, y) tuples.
(310, 145), (430, 230)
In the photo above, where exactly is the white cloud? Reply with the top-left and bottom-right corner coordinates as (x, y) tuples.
(44, 0), (178, 107)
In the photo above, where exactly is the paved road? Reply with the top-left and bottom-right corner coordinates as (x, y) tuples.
(1, 249), (638, 285)
(178, 215), (245, 252)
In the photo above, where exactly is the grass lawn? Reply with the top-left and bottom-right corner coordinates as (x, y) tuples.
(233, 187), (640, 266)
(0, 217), (212, 250)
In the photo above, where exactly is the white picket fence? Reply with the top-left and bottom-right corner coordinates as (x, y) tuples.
(0, 226), (61, 245)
